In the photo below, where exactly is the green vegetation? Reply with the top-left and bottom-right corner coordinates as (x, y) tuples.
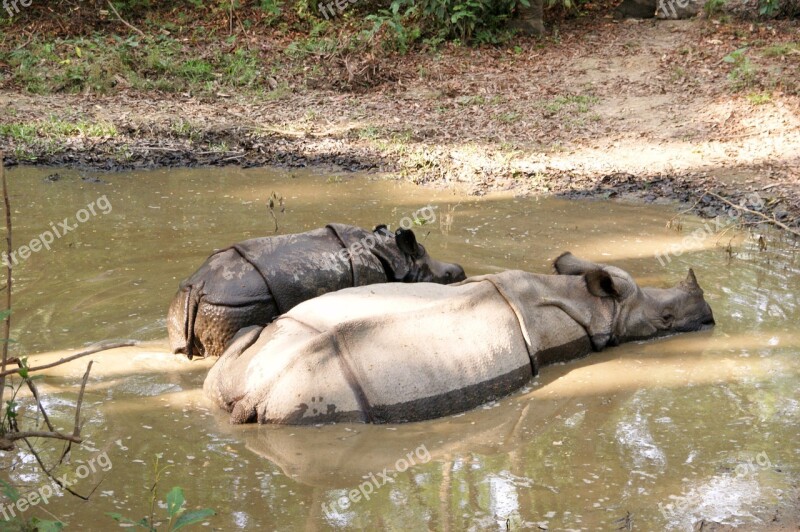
(746, 91), (772, 104)
(107, 455), (215, 531)
(0, 0), (792, 98)
(761, 42), (800, 57)
(0, 489), (63, 532)
(0, 0), (603, 96)
(703, 0), (726, 16)
(0, 354), (64, 532)
(2, 34), (264, 95)
(543, 94), (597, 115)
(0, 120), (117, 141)
(723, 47), (757, 90)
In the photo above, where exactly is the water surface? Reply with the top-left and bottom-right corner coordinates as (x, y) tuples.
(2, 166), (798, 531)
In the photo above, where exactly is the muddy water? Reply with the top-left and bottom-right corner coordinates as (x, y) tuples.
(2, 166), (798, 531)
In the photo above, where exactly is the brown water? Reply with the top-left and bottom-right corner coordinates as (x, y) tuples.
(1, 166), (798, 531)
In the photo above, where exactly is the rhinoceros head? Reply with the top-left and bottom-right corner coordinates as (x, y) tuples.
(554, 252), (715, 345)
(372, 225), (466, 284)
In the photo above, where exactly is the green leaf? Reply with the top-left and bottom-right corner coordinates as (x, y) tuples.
(30, 517), (64, 532)
(165, 486), (185, 518)
(0, 479), (20, 502)
(172, 509), (215, 530)
(106, 513), (151, 528)
(0, 309), (10, 321)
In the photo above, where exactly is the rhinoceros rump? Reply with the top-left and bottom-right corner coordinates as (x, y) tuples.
(204, 252), (714, 425)
(168, 223), (466, 359)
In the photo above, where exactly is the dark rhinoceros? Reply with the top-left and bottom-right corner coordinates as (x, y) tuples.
(204, 252), (714, 425)
(168, 223), (466, 359)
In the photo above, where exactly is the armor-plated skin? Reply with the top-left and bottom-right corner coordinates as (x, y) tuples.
(168, 224), (465, 359)
(204, 253), (715, 425)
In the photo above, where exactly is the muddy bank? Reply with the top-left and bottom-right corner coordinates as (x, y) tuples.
(2, 116), (795, 234)
(1, 17), (798, 230)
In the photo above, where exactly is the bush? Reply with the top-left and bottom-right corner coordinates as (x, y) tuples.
(362, 0), (528, 48)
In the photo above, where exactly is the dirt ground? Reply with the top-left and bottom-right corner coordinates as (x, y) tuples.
(1, 16), (799, 228)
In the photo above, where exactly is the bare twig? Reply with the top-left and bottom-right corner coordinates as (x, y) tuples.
(0, 152), (11, 430)
(7, 431), (82, 443)
(106, 0), (145, 37)
(13, 32), (33, 52)
(73, 361), (93, 438)
(21, 369), (56, 433)
(57, 360), (94, 463)
(267, 191), (284, 234)
(22, 439), (90, 500)
(0, 340), (138, 379)
(705, 191), (800, 237)
(666, 195), (704, 230)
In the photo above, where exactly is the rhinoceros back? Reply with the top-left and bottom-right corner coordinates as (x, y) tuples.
(168, 225), (388, 358)
(204, 278), (537, 424)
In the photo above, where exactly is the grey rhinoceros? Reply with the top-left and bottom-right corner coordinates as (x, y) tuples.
(204, 252), (715, 424)
(168, 224), (466, 359)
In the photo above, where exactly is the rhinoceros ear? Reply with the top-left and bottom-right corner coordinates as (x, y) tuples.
(584, 269), (619, 298)
(555, 252), (602, 276)
(373, 224), (389, 233)
(396, 228), (421, 257)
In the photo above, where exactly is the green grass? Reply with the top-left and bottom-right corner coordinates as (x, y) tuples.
(723, 47), (758, 91)
(355, 126), (380, 140)
(762, 42), (800, 58)
(456, 95), (486, 106)
(746, 92), (772, 105)
(497, 111), (520, 124)
(0, 119), (117, 141)
(1, 34), (266, 96)
(543, 94), (598, 114)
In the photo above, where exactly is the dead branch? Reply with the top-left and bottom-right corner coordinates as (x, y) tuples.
(72, 361), (93, 439)
(0, 340), (138, 379)
(21, 367), (56, 433)
(6, 431), (82, 443)
(106, 0), (145, 37)
(705, 191), (800, 237)
(666, 194), (704, 230)
(0, 152), (11, 426)
(22, 439), (90, 500)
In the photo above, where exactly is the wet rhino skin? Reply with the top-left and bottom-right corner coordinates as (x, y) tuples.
(169, 221), (471, 360)
(168, 224), (388, 359)
(204, 255), (714, 425)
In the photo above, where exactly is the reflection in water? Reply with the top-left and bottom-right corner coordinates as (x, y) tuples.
(1, 166), (798, 530)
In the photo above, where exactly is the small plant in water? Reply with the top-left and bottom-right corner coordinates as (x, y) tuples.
(107, 455), (214, 531)
(0, 480), (63, 532)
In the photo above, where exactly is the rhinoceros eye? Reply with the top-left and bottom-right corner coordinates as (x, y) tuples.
(662, 312), (674, 325)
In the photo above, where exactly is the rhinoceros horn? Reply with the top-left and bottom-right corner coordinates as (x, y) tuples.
(679, 268), (702, 293)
